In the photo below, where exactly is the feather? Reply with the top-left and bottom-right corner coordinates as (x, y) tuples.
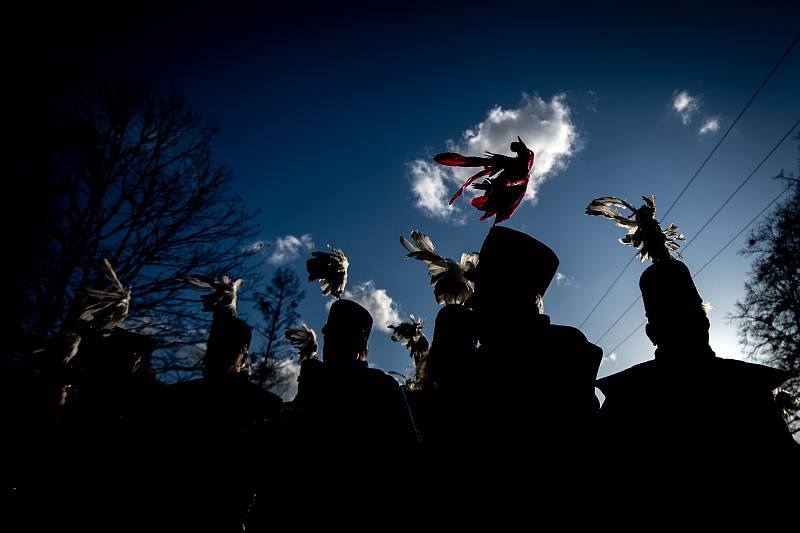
(400, 230), (479, 304)
(33, 333), (83, 369)
(586, 195), (685, 263)
(388, 316), (430, 388)
(388, 318), (430, 360)
(78, 258), (131, 330)
(60, 333), (83, 366)
(449, 167), (493, 205)
(285, 324), (318, 362)
(184, 275), (243, 316)
(409, 230), (436, 255)
(433, 153), (490, 167)
(585, 196), (639, 228)
(459, 252), (480, 271)
(437, 139), (534, 223)
(306, 245), (349, 298)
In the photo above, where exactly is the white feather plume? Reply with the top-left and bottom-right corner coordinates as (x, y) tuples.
(184, 274), (244, 316)
(401, 230), (479, 304)
(586, 195), (685, 263)
(79, 258), (131, 330)
(306, 245), (349, 298)
(285, 324), (318, 362)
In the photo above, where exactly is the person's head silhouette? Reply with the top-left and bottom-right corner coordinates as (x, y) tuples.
(103, 328), (157, 377)
(640, 259), (711, 355)
(322, 299), (373, 366)
(203, 315), (252, 377)
(425, 304), (478, 388)
(468, 226), (559, 344)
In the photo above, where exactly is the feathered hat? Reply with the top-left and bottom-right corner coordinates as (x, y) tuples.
(585, 195), (684, 263)
(469, 226), (559, 299)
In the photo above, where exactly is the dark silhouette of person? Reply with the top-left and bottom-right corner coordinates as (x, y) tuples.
(37, 328), (168, 529)
(160, 314), (282, 531)
(68, 328), (160, 425)
(4, 334), (81, 527)
(263, 299), (418, 515)
(408, 304), (483, 449)
(292, 299), (417, 449)
(467, 226), (602, 469)
(596, 258), (799, 485)
(246, 299), (426, 526)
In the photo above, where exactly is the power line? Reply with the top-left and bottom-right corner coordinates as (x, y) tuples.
(596, 294), (641, 343)
(606, 182), (794, 356)
(692, 183), (793, 278)
(578, 32), (800, 329)
(607, 318), (647, 357)
(596, 117), (799, 346)
(578, 256), (635, 328)
(661, 32), (799, 220)
(681, 117), (800, 254)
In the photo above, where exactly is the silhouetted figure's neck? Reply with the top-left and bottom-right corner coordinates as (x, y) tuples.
(479, 309), (550, 352)
(654, 343), (716, 363)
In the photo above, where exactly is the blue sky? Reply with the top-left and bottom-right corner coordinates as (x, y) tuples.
(54, 1), (800, 393)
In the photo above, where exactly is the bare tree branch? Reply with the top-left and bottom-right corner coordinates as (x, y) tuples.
(729, 134), (800, 438)
(11, 77), (262, 378)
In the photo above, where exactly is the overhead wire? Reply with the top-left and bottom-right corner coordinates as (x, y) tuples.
(578, 32), (800, 330)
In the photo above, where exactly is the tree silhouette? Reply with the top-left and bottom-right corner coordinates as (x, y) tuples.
(252, 267), (305, 394)
(8, 77), (260, 378)
(731, 133), (800, 438)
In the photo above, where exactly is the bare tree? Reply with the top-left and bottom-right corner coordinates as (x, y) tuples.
(251, 267), (305, 393)
(11, 77), (260, 379)
(731, 133), (800, 437)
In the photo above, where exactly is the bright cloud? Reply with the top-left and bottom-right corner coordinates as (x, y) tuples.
(267, 234), (314, 265)
(328, 280), (402, 333)
(409, 159), (463, 223)
(554, 271), (577, 287)
(699, 117), (720, 135)
(672, 90), (700, 125)
(267, 358), (301, 400)
(602, 352), (618, 364)
(410, 93), (580, 222)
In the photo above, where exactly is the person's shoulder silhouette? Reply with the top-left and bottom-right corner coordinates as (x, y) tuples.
(466, 225), (602, 461)
(596, 257), (798, 482)
(294, 298), (416, 449)
(407, 304), (486, 450)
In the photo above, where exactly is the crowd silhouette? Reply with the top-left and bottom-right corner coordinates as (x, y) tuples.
(4, 140), (799, 528)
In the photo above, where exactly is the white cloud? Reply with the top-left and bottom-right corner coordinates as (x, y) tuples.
(328, 280), (402, 333)
(699, 117), (720, 135)
(266, 358), (301, 400)
(410, 93), (579, 222)
(267, 234), (314, 265)
(554, 271), (577, 287)
(408, 159), (464, 223)
(672, 90), (700, 125)
(602, 352), (618, 365)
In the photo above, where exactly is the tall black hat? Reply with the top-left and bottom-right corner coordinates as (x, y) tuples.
(323, 299), (373, 337)
(207, 315), (252, 356)
(469, 226), (559, 298)
(639, 259), (706, 327)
